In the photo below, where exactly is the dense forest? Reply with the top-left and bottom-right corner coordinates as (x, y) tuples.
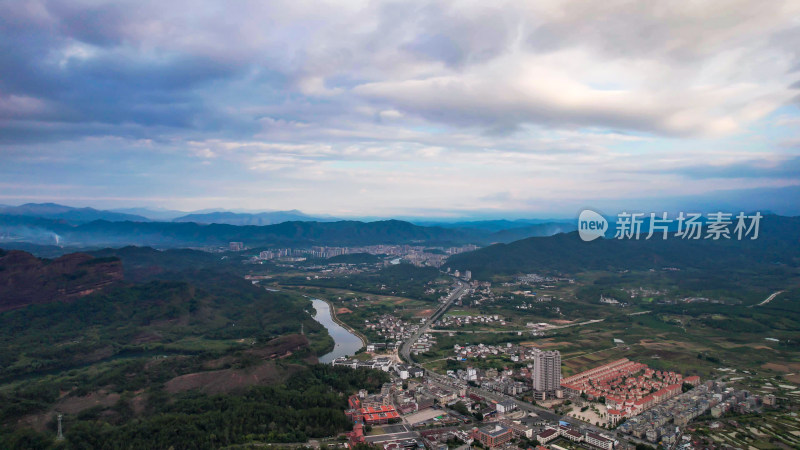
(0, 365), (390, 450)
(88, 246), (247, 281)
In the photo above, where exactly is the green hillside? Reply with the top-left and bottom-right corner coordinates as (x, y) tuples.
(447, 215), (800, 279)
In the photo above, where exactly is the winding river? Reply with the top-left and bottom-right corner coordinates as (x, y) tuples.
(310, 298), (363, 363)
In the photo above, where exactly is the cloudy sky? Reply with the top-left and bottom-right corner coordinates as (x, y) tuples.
(1, 0), (799, 218)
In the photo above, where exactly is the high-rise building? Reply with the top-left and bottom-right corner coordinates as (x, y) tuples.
(532, 349), (561, 399)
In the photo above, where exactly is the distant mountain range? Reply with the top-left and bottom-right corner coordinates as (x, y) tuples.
(0, 203), (150, 224)
(110, 207), (189, 221)
(0, 215), (574, 250)
(0, 203), (341, 225)
(0, 216), (470, 248)
(0, 203), (575, 250)
(172, 210), (339, 225)
(413, 218), (574, 232)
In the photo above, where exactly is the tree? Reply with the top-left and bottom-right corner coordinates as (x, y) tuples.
(452, 401), (470, 416)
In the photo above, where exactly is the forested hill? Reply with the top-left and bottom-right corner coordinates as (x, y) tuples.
(87, 245), (243, 281)
(0, 249), (123, 312)
(447, 215), (800, 279)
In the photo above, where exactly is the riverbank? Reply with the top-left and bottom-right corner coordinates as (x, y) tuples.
(310, 298), (365, 363)
(317, 297), (368, 348)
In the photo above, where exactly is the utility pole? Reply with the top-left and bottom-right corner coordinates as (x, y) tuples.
(56, 413), (64, 441)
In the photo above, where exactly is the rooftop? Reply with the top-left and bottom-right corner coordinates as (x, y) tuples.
(479, 424), (511, 438)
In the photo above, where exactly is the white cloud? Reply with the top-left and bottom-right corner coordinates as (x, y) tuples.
(1, 0), (800, 214)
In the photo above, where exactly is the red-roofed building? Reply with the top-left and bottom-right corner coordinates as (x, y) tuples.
(348, 423), (365, 446)
(684, 375), (701, 386)
(607, 409), (625, 426)
(360, 405), (400, 424)
(564, 359), (696, 421)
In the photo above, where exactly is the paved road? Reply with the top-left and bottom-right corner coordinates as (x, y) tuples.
(755, 290), (784, 307)
(400, 279), (469, 363)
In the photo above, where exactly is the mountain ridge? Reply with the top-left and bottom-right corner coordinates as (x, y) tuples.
(172, 210), (338, 225)
(0, 203), (150, 224)
(0, 215), (576, 249)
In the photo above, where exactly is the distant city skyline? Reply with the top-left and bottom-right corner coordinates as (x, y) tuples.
(1, 1), (799, 217)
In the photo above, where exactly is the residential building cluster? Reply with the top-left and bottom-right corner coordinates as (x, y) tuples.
(445, 365), (531, 397)
(708, 385), (763, 418)
(517, 274), (549, 283)
(436, 314), (506, 328)
(366, 314), (420, 343)
(452, 342), (523, 361)
(617, 380), (763, 446)
(562, 358), (700, 424)
(447, 345), (561, 400)
(411, 332), (437, 355)
(400, 382), (463, 416)
(456, 282), (494, 306)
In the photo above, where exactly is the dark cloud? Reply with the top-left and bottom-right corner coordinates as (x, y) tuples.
(0, 1), (264, 143)
(2, 0), (799, 144)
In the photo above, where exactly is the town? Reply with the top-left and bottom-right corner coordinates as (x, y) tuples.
(319, 279), (783, 450)
(331, 347), (766, 450)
